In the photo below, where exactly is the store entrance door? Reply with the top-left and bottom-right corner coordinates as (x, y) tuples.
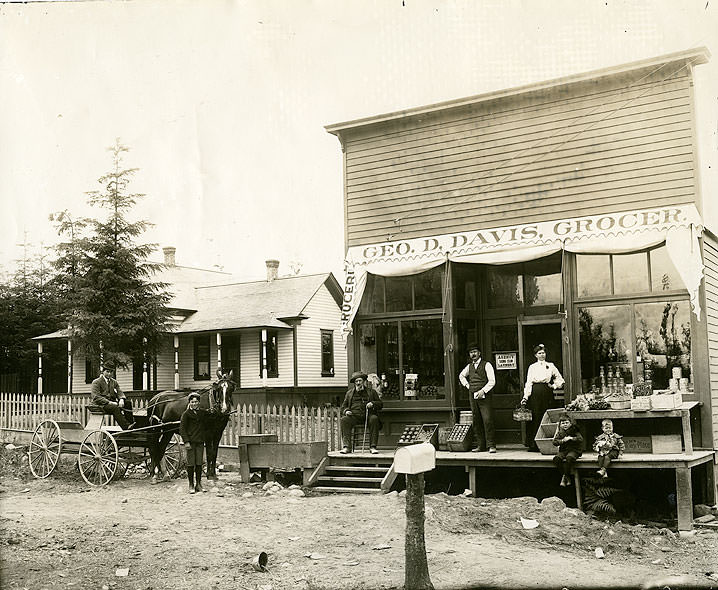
(518, 317), (566, 404)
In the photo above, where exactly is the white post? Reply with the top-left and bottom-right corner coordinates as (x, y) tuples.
(67, 339), (72, 394)
(216, 332), (222, 372)
(261, 329), (268, 387)
(142, 337), (149, 390)
(174, 335), (180, 391)
(37, 342), (43, 394)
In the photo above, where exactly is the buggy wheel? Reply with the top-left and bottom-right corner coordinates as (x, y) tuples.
(163, 434), (184, 478)
(78, 430), (118, 486)
(144, 433), (184, 478)
(28, 420), (62, 479)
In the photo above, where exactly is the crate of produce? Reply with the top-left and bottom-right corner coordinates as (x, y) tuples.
(446, 423), (473, 452)
(631, 397), (652, 411)
(650, 392), (683, 410)
(651, 434), (682, 454)
(397, 424), (423, 446)
(397, 423), (440, 448)
(415, 423), (440, 447)
(534, 422), (558, 455)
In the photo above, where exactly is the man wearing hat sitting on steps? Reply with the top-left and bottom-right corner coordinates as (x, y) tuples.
(90, 363), (134, 430)
(339, 370), (383, 454)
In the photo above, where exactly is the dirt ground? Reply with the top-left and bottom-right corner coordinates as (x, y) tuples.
(1, 444), (717, 590)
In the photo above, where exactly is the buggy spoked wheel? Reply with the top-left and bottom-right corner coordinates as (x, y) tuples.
(28, 420), (62, 479)
(144, 433), (184, 479)
(163, 434), (184, 478)
(78, 430), (118, 486)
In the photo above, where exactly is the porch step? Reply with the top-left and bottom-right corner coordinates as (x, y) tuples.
(319, 476), (384, 484)
(312, 455), (393, 494)
(312, 486), (381, 494)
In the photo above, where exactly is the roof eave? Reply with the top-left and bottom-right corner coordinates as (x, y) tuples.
(325, 47), (710, 136)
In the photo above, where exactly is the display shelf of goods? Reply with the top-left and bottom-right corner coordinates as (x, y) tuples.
(446, 424), (473, 452)
(565, 395), (611, 412)
(630, 397), (652, 411)
(650, 392), (683, 410)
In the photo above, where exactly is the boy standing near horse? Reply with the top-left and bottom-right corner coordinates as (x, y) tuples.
(180, 392), (207, 494)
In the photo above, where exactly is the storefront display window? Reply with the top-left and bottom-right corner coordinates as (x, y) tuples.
(358, 273), (384, 314)
(576, 255), (611, 297)
(453, 264), (478, 310)
(401, 320), (446, 400)
(359, 268), (444, 314)
(613, 252), (649, 295)
(357, 318), (445, 402)
(650, 246), (684, 291)
(487, 265), (523, 308)
(578, 305), (632, 393)
(524, 253), (562, 307)
(414, 266), (443, 309)
(635, 301), (691, 389)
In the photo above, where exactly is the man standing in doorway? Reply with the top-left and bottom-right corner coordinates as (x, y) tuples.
(459, 344), (496, 453)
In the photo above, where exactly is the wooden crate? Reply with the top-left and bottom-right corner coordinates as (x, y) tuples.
(650, 393), (683, 410)
(630, 397), (652, 411)
(623, 436), (653, 453)
(535, 423), (558, 455)
(446, 424), (473, 452)
(651, 434), (682, 454)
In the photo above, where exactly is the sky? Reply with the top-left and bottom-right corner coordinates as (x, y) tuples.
(1, 0), (717, 283)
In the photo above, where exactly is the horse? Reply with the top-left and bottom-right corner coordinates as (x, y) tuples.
(146, 369), (236, 482)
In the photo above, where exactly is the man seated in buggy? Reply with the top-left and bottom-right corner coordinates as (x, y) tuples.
(90, 362), (134, 430)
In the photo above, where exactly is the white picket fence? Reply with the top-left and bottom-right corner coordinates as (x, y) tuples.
(0, 392), (343, 451)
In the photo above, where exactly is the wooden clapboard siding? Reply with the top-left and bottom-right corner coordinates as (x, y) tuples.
(240, 330), (294, 388)
(154, 337), (175, 390)
(71, 348), (90, 394)
(339, 67), (699, 247)
(296, 284), (348, 388)
(703, 231), (718, 449)
(177, 334), (214, 390)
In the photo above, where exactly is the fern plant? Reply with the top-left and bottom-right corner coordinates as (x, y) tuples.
(582, 476), (622, 515)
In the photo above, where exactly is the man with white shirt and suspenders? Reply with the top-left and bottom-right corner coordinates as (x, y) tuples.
(459, 343), (497, 453)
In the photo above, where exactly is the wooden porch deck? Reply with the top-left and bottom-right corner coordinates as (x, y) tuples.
(326, 447), (716, 532)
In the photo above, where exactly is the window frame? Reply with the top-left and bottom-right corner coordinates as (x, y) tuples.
(320, 329), (335, 377)
(259, 330), (279, 378)
(85, 353), (99, 385)
(193, 334), (211, 381)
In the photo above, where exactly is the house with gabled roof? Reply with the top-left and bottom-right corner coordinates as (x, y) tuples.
(33, 248), (348, 406)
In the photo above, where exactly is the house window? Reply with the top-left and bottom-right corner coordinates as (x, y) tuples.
(194, 335), (211, 380)
(259, 330), (278, 378)
(85, 354), (99, 384)
(321, 330), (334, 377)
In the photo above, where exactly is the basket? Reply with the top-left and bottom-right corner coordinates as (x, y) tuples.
(512, 406), (532, 422)
(535, 423), (558, 455)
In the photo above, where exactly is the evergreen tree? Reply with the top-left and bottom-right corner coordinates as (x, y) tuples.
(58, 139), (171, 370)
(0, 241), (64, 392)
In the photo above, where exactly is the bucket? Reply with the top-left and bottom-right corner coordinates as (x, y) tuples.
(252, 552), (268, 572)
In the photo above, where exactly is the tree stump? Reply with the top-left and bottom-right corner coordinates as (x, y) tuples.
(404, 473), (434, 590)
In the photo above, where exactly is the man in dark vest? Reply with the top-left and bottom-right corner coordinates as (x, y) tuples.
(458, 343), (496, 453)
(90, 362), (134, 430)
(339, 370), (383, 454)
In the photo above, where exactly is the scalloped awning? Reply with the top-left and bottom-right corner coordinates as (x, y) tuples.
(341, 204), (704, 335)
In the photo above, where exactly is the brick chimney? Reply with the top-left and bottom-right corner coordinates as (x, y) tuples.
(265, 259), (279, 282)
(163, 246), (177, 266)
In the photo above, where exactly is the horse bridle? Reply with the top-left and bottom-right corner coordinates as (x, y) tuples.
(210, 375), (235, 415)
